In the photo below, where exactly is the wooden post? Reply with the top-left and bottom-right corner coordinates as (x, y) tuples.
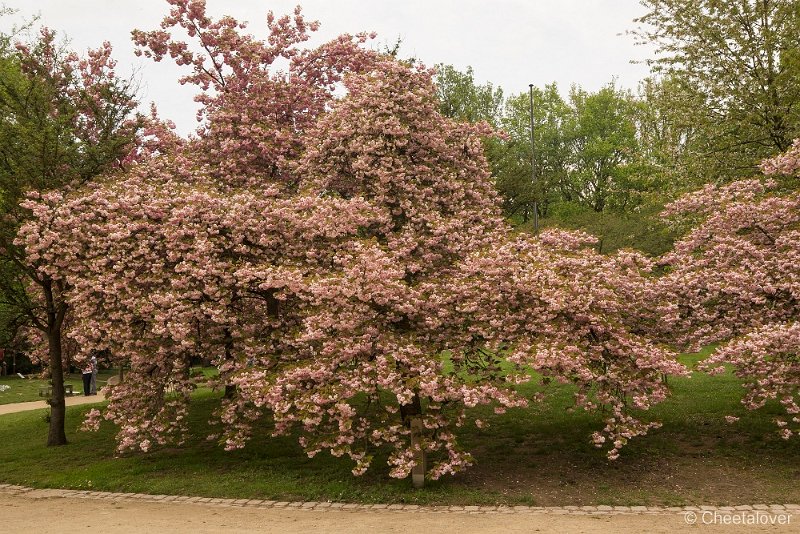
(410, 416), (425, 489)
(400, 393), (425, 488)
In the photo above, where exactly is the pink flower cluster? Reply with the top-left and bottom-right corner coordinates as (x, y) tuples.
(652, 140), (800, 438)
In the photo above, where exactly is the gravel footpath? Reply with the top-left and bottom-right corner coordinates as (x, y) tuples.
(1, 485), (797, 533)
(0, 394), (103, 415)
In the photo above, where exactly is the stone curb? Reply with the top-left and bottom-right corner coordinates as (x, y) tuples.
(1, 484), (798, 516)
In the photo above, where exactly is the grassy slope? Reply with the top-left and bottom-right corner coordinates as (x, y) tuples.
(0, 352), (797, 506)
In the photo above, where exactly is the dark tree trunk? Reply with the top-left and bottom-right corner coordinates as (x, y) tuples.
(46, 326), (67, 446)
(399, 393), (422, 422)
(42, 279), (68, 447)
(223, 327), (236, 400)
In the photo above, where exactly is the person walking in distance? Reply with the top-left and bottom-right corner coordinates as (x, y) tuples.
(89, 354), (98, 395)
(82, 360), (92, 396)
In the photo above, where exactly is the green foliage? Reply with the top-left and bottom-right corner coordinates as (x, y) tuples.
(0, 22), (141, 351)
(434, 65), (676, 249)
(564, 83), (645, 212)
(0, 32), (140, 216)
(496, 84), (570, 221)
(634, 0), (800, 183)
(435, 4), (800, 251)
(498, 81), (664, 230)
(434, 64), (504, 126)
(543, 201), (677, 256)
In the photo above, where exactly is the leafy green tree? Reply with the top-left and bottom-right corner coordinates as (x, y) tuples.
(497, 84), (571, 221)
(434, 64), (503, 126)
(434, 64), (552, 221)
(634, 0), (800, 181)
(564, 83), (644, 213)
(433, 66), (675, 251)
(632, 76), (699, 190)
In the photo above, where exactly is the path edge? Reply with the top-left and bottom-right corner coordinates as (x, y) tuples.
(2, 483), (799, 516)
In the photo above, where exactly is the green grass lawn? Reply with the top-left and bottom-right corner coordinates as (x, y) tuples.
(0, 352), (797, 506)
(0, 370), (120, 404)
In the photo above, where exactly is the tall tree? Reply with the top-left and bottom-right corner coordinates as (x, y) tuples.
(634, 0), (800, 181)
(633, 76), (698, 191)
(0, 24), (142, 445)
(497, 84), (571, 221)
(523, 83), (676, 255)
(434, 64), (503, 127)
(564, 84), (642, 213)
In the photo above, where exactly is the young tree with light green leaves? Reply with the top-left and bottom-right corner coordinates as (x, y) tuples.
(434, 64), (504, 127)
(565, 83), (645, 213)
(634, 0), (800, 182)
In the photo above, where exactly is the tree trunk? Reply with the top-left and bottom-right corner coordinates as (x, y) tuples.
(42, 278), (68, 446)
(222, 327), (236, 400)
(400, 393), (425, 488)
(46, 327), (67, 446)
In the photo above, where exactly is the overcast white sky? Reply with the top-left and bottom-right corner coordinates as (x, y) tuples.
(3, 1), (654, 135)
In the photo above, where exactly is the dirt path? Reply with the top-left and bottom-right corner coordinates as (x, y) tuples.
(0, 394), (104, 416)
(1, 489), (796, 534)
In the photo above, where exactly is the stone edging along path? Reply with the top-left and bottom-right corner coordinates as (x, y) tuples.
(2, 484), (798, 516)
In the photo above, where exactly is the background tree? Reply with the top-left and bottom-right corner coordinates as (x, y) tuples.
(545, 83), (677, 254)
(562, 83), (643, 213)
(0, 23), (142, 445)
(432, 66), (677, 253)
(434, 64), (503, 126)
(632, 76), (699, 191)
(496, 84), (571, 222)
(634, 0), (800, 183)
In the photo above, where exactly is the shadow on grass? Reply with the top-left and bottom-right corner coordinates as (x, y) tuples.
(0, 355), (797, 506)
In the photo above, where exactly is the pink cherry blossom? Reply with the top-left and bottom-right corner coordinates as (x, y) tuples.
(652, 140), (800, 438)
(17, 0), (689, 480)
